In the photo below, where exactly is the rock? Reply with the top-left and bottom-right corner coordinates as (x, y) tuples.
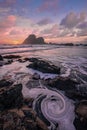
(27, 58), (60, 74)
(75, 100), (87, 119)
(5, 59), (13, 65)
(0, 83), (23, 111)
(23, 34), (36, 44)
(18, 58), (26, 63)
(32, 73), (40, 80)
(36, 37), (45, 44)
(3, 55), (21, 59)
(46, 77), (78, 91)
(24, 97), (34, 107)
(23, 34), (46, 44)
(74, 100), (87, 130)
(66, 84), (87, 100)
(28, 57), (39, 62)
(0, 79), (13, 88)
(0, 106), (49, 130)
(0, 55), (3, 61)
(26, 79), (40, 89)
(74, 117), (87, 130)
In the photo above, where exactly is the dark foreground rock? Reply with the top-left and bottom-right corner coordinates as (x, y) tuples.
(46, 77), (78, 90)
(74, 100), (87, 130)
(27, 58), (60, 74)
(75, 100), (87, 119)
(0, 83), (23, 111)
(0, 106), (49, 130)
(0, 79), (48, 130)
(0, 79), (13, 88)
(46, 77), (87, 100)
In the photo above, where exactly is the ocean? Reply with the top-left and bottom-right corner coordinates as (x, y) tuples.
(0, 44), (87, 83)
(0, 44), (87, 130)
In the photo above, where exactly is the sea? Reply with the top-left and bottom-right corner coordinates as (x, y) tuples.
(0, 44), (87, 130)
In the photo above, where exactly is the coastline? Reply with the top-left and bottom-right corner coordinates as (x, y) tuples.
(0, 54), (87, 130)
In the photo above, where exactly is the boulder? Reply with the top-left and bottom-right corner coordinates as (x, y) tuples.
(46, 77), (78, 90)
(0, 83), (23, 111)
(74, 100), (87, 130)
(66, 84), (87, 100)
(0, 79), (13, 88)
(75, 100), (87, 119)
(27, 58), (60, 74)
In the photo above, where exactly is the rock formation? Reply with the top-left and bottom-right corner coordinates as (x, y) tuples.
(23, 34), (46, 44)
(0, 79), (49, 130)
(27, 58), (60, 74)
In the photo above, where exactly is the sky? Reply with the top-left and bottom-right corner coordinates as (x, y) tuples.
(0, 0), (87, 44)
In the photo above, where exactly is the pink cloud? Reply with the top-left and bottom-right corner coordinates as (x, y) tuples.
(0, 15), (16, 32)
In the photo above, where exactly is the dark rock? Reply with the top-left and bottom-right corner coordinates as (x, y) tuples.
(0, 79), (13, 88)
(24, 98), (34, 107)
(66, 84), (87, 100)
(3, 55), (21, 59)
(23, 34), (36, 44)
(0, 83), (23, 111)
(75, 100), (87, 119)
(32, 73), (40, 80)
(74, 100), (87, 130)
(46, 77), (78, 91)
(27, 58), (60, 74)
(23, 34), (46, 44)
(0, 55), (3, 61)
(36, 37), (45, 44)
(0, 106), (49, 130)
(5, 59), (13, 65)
(24, 57), (30, 61)
(18, 58), (26, 63)
(26, 79), (40, 89)
(28, 57), (39, 62)
(74, 117), (87, 130)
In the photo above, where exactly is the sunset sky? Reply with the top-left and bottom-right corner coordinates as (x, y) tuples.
(0, 0), (87, 44)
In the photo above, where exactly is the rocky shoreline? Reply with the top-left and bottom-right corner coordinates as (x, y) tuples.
(0, 54), (87, 130)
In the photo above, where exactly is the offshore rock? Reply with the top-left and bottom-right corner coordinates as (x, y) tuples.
(23, 34), (46, 44)
(0, 83), (23, 111)
(27, 58), (60, 74)
(0, 106), (49, 130)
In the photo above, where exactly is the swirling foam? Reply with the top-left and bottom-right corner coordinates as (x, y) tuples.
(28, 88), (75, 130)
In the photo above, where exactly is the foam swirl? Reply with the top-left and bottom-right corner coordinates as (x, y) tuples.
(32, 88), (75, 130)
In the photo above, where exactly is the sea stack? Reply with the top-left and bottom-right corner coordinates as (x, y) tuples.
(23, 34), (46, 44)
